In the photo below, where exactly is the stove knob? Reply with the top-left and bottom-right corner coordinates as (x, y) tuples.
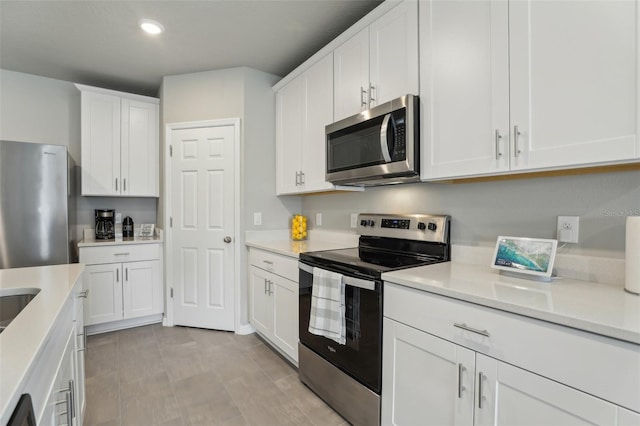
(360, 219), (367, 227)
(427, 222), (438, 231)
(417, 222), (426, 231)
(367, 220), (376, 227)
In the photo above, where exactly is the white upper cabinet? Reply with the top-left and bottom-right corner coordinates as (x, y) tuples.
(422, 0), (639, 180)
(334, 0), (419, 121)
(509, 0), (638, 171)
(276, 54), (341, 195)
(420, 0), (510, 179)
(77, 84), (159, 197)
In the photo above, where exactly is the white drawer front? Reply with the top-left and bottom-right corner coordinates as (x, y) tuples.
(249, 249), (298, 282)
(384, 282), (640, 413)
(79, 243), (161, 265)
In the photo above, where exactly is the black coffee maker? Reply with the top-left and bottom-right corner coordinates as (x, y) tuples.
(95, 209), (115, 240)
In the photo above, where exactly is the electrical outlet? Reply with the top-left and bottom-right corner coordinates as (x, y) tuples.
(253, 212), (262, 226)
(557, 216), (579, 243)
(350, 213), (358, 228)
(316, 213), (322, 226)
(115, 213), (122, 224)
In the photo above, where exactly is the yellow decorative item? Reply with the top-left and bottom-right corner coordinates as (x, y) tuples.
(291, 214), (308, 241)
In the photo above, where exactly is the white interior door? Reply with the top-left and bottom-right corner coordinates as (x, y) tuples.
(171, 123), (236, 331)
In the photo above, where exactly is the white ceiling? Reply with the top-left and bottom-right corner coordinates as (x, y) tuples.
(0, 0), (383, 97)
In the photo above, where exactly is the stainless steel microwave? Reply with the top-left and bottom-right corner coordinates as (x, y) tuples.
(326, 94), (419, 186)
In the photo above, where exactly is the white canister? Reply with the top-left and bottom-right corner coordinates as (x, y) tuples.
(625, 216), (640, 295)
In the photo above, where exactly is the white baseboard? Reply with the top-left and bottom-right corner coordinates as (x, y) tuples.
(86, 314), (163, 335)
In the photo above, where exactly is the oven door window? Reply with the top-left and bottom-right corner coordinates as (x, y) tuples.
(299, 267), (382, 393)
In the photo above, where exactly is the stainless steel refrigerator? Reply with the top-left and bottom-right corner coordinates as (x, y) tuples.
(0, 140), (77, 269)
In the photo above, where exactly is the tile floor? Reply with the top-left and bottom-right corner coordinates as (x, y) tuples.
(84, 324), (347, 426)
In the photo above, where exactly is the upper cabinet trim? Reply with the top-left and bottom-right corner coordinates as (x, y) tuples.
(74, 83), (159, 104)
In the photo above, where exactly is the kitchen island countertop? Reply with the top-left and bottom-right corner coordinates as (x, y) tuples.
(0, 263), (84, 422)
(382, 261), (640, 345)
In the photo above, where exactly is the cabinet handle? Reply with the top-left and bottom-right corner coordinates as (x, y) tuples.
(264, 278), (268, 295)
(77, 289), (89, 298)
(115, 178), (118, 191)
(457, 363), (466, 398)
(56, 380), (74, 422)
(495, 130), (503, 159)
(478, 372), (486, 409)
(123, 178), (127, 192)
(360, 86), (367, 107)
(513, 125), (521, 158)
(263, 260), (274, 265)
(300, 171), (305, 185)
(369, 84), (376, 103)
(68, 380), (75, 418)
(268, 280), (273, 295)
(453, 322), (490, 337)
(116, 268), (119, 282)
(114, 252), (130, 256)
(295, 171), (300, 186)
(125, 268), (128, 281)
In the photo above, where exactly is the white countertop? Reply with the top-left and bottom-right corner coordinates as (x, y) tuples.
(245, 230), (359, 258)
(0, 263), (84, 420)
(78, 235), (163, 247)
(382, 262), (640, 345)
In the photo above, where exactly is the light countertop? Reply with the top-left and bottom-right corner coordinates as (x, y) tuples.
(245, 230), (359, 258)
(0, 263), (84, 421)
(382, 262), (640, 344)
(78, 235), (163, 247)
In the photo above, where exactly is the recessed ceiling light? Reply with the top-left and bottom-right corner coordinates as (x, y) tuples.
(139, 18), (164, 35)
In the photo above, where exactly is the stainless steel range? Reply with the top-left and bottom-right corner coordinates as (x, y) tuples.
(298, 213), (451, 425)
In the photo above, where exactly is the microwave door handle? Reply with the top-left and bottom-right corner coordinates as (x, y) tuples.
(380, 113), (393, 163)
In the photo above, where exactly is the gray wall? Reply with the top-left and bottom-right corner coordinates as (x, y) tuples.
(302, 169), (640, 258)
(0, 69), (158, 237)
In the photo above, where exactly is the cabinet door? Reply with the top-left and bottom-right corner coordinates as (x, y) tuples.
(122, 260), (162, 319)
(249, 266), (271, 336)
(84, 263), (123, 325)
(80, 91), (121, 196)
(271, 276), (299, 362)
(486, 354), (617, 425)
(74, 292), (86, 425)
(381, 318), (475, 426)
(121, 99), (159, 197)
(41, 328), (76, 426)
(334, 27), (370, 121)
(275, 77), (304, 195)
(509, 0), (638, 171)
(369, 0), (419, 108)
(301, 53), (335, 193)
(420, 0), (510, 179)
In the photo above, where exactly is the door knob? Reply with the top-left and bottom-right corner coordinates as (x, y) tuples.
(223, 236), (232, 243)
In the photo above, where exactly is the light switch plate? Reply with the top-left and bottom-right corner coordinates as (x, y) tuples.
(350, 213), (358, 228)
(316, 213), (322, 226)
(115, 213), (122, 224)
(253, 212), (262, 226)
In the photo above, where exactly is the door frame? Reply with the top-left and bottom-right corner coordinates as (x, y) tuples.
(163, 118), (242, 331)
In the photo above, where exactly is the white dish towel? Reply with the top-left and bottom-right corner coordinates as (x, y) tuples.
(308, 267), (346, 345)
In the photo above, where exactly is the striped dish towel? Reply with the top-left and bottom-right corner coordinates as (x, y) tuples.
(308, 267), (346, 345)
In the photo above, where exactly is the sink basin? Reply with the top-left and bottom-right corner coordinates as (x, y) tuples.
(0, 288), (40, 333)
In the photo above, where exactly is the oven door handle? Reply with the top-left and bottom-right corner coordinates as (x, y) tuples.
(343, 276), (376, 291)
(299, 262), (376, 291)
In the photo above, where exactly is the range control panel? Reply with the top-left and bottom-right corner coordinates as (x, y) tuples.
(358, 214), (450, 243)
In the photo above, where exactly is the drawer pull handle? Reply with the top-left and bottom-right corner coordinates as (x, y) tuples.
(478, 372), (486, 409)
(453, 322), (490, 337)
(114, 252), (130, 256)
(263, 260), (274, 265)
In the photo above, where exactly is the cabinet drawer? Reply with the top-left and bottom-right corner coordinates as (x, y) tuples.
(384, 283), (640, 413)
(249, 248), (298, 282)
(79, 243), (160, 265)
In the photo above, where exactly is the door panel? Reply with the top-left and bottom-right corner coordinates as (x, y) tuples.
(171, 124), (236, 331)
(271, 276), (298, 361)
(334, 28), (370, 121)
(123, 260), (161, 319)
(121, 99), (158, 196)
(84, 263), (123, 325)
(249, 266), (271, 336)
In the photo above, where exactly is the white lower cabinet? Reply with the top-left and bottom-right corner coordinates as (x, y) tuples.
(382, 283), (640, 426)
(41, 327), (77, 426)
(79, 242), (163, 329)
(248, 248), (299, 363)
